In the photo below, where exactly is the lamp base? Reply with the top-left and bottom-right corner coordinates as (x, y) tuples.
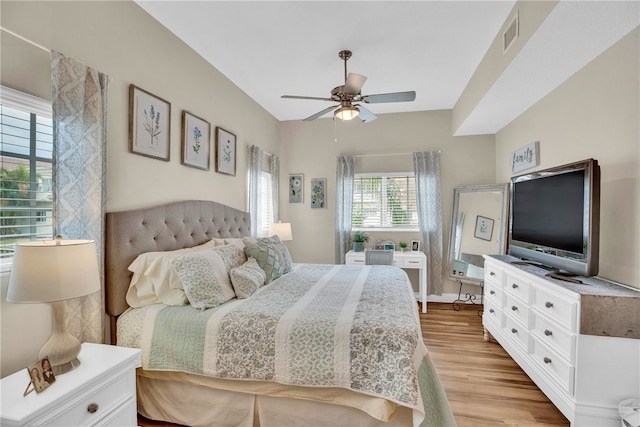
(51, 357), (81, 376)
(39, 301), (82, 375)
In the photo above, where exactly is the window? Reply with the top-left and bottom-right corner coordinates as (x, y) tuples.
(256, 170), (274, 237)
(0, 87), (53, 262)
(352, 173), (418, 230)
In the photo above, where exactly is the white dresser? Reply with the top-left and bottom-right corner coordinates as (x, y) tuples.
(0, 343), (142, 426)
(345, 250), (427, 312)
(483, 255), (640, 426)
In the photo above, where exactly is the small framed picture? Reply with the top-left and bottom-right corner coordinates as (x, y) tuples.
(289, 174), (303, 203)
(26, 357), (55, 394)
(474, 215), (494, 241)
(384, 243), (395, 251)
(373, 240), (385, 250)
(129, 84), (171, 161)
(310, 178), (326, 209)
(215, 127), (236, 176)
(181, 111), (211, 170)
(411, 240), (420, 251)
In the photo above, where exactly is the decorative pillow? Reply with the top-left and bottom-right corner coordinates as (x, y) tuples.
(267, 235), (293, 274)
(125, 239), (216, 308)
(243, 240), (284, 284)
(171, 250), (236, 310)
(230, 258), (267, 298)
(211, 240), (247, 271)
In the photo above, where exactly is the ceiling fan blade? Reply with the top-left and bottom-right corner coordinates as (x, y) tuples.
(344, 73), (367, 95)
(356, 105), (377, 123)
(363, 91), (416, 104)
(282, 95), (334, 101)
(303, 105), (339, 121)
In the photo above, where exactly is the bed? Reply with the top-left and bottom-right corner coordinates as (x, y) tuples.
(105, 200), (455, 427)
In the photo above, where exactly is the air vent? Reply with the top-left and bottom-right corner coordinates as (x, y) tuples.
(503, 11), (519, 54)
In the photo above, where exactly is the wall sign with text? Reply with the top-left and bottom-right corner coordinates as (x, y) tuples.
(511, 141), (539, 174)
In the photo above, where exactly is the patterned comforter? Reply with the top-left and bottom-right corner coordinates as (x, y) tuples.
(118, 264), (434, 415)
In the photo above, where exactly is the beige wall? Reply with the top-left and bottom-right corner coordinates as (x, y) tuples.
(277, 110), (497, 293)
(496, 28), (640, 289)
(1, 0), (279, 376)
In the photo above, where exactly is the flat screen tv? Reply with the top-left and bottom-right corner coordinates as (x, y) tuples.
(508, 158), (600, 277)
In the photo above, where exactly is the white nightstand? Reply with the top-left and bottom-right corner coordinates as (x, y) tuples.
(1, 343), (142, 426)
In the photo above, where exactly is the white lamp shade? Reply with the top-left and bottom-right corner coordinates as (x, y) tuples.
(7, 239), (101, 303)
(268, 222), (293, 241)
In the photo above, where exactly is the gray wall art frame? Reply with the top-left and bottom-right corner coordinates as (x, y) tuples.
(474, 215), (495, 241)
(129, 84), (171, 161)
(181, 110), (210, 171)
(215, 127), (236, 176)
(310, 178), (326, 209)
(289, 174), (303, 203)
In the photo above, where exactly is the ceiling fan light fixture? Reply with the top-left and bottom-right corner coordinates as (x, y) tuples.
(335, 105), (359, 121)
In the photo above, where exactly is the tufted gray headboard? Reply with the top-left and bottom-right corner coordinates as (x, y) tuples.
(105, 200), (251, 322)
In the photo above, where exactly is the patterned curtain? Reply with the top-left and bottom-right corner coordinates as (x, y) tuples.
(335, 155), (355, 264)
(413, 151), (444, 295)
(270, 153), (279, 222)
(248, 145), (263, 237)
(51, 51), (109, 343)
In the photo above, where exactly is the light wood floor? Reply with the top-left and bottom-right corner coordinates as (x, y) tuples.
(139, 302), (570, 427)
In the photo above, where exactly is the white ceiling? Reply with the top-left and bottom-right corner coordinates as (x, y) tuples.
(136, 1), (639, 135)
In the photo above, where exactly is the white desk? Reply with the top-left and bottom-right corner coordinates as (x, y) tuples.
(345, 250), (428, 313)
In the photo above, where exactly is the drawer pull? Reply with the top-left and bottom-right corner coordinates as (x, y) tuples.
(489, 308), (495, 314)
(545, 301), (554, 308)
(87, 403), (99, 414)
(490, 290), (495, 295)
(490, 271), (496, 276)
(512, 283), (518, 289)
(511, 305), (518, 311)
(543, 357), (552, 364)
(511, 328), (518, 334)
(544, 329), (553, 336)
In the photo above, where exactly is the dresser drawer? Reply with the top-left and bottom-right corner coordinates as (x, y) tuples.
(485, 280), (503, 305)
(532, 286), (578, 332)
(505, 292), (530, 327)
(484, 297), (503, 327)
(504, 314), (529, 351)
(530, 336), (575, 395)
(531, 310), (576, 362)
(504, 273), (532, 303)
(403, 256), (425, 268)
(484, 262), (504, 284)
(346, 255), (365, 265)
(45, 370), (134, 426)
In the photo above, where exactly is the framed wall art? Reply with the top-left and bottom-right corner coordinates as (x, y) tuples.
(181, 111), (211, 170)
(289, 174), (303, 203)
(474, 215), (494, 241)
(215, 127), (236, 176)
(310, 178), (326, 209)
(129, 84), (171, 161)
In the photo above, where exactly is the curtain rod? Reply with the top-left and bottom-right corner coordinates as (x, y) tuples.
(351, 150), (441, 159)
(1, 27), (49, 53)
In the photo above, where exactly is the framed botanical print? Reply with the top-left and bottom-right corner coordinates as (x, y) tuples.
(474, 215), (494, 241)
(181, 111), (210, 170)
(310, 178), (326, 209)
(129, 84), (171, 161)
(289, 174), (303, 203)
(215, 127), (236, 176)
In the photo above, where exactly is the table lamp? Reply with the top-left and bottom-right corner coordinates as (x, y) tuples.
(7, 237), (101, 375)
(268, 222), (293, 241)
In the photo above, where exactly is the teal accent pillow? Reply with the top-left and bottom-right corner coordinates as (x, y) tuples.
(243, 240), (284, 284)
(267, 236), (293, 274)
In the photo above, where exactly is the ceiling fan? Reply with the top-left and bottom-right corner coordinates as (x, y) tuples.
(281, 50), (416, 123)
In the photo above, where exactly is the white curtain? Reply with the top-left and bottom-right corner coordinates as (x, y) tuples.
(270, 153), (280, 222)
(335, 155), (355, 264)
(413, 151), (444, 295)
(248, 145), (263, 237)
(51, 51), (109, 343)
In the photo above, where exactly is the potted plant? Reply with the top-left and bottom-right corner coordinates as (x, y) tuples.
(352, 231), (369, 252)
(399, 241), (408, 252)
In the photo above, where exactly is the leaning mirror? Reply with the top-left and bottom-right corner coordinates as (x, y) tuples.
(448, 183), (509, 289)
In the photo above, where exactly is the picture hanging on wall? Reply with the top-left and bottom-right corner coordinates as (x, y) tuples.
(310, 178), (326, 209)
(181, 111), (211, 170)
(129, 84), (171, 161)
(215, 127), (236, 176)
(289, 174), (303, 203)
(474, 215), (494, 241)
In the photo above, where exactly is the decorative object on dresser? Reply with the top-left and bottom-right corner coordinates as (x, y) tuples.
(7, 237), (101, 375)
(128, 84), (171, 161)
(288, 173), (303, 203)
(411, 240), (420, 251)
(483, 255), (640, 427)
(399, 241), (408, 252)
(351, 230), (369, 252)
(0, 344), (142, 427)
(215, 126), (236, 176)
(310, 178), (326, 208)
(268, 221), (293, 241)
(181, 110), (211, 170)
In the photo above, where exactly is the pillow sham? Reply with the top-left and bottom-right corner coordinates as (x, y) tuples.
(243, 240), (284, 284)
(125, 239), (216, 308)
(230, 257), (267, 298)
(267, 235), (293, 274)
(211, 240), (247, 271)
(171, 250), (236, 310)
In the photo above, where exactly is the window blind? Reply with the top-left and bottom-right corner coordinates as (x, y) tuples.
(352, 173), (418, 230)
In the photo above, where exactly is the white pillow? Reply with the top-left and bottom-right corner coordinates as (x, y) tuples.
(230, 258), (266, 298)
(125, 240), (216, 308)
(171, 250), (236, 310)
